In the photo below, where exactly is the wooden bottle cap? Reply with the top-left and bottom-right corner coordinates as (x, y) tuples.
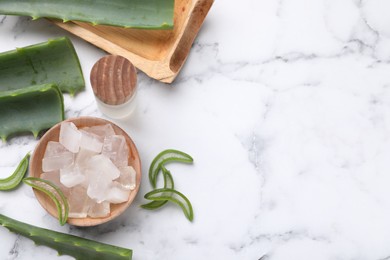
(90, 55), (137, 106)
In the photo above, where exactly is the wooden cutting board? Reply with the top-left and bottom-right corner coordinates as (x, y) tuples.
(52, 0), (214, 83)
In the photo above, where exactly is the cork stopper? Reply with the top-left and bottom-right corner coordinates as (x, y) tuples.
(90, 55), (137, 106)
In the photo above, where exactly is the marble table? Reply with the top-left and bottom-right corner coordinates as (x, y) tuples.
(2, 0), (390, 259)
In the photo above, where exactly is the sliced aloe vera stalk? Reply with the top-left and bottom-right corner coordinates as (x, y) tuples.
(0, 214), (133, 259)
(149, 149), (193, 188)
(0, 0), (174, 29)
(23, 177), (69, 226)
(0, 84), (64, 141)
(144, 188), (194, 221)
(141, 166), (174, 209)
(0, 37), (84, 95)
(0, 152), (30, 191)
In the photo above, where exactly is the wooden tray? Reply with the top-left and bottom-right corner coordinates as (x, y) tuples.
(52, 0), (214, 83)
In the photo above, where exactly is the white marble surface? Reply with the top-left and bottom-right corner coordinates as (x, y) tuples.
(1, 0), (390, 259)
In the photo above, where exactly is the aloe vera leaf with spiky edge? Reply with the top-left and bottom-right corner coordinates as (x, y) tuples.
(0, 84), (64, 141)
(0, 37), (84, 95)
(0, 0), (175, 29)
(0, 214), (132, 259)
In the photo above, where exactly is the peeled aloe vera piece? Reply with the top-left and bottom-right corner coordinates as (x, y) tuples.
(0, 84), (64, 141)
(0, 0), (175, 29)
(0, 214), (132, 260)
(0, 37), (84, 95)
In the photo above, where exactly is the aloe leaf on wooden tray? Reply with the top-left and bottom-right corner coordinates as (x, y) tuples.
(0, 84), (64, 141)
(0, 37), (84, 95)
(0, 0), (175, 29)
(0, 214), (133, 260)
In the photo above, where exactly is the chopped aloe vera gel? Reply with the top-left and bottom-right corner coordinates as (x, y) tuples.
(59, 122), (81, 153)
(86, 169), (113, 203)
(102, 135), (129, 168)
(42, 123), (135, 218)
(79, 130), (103, 153)
(82, 124), (115, 137)
(60, 165), (85, 188)
(67, 185), (89, 218)
(42, 142), (74, 172)
(88, 201), (110, 218)
(105, 182), (131, 204)
(117, 166), (137, 190)
(75, 149), (98, 169)
(87, 154), (120, 180)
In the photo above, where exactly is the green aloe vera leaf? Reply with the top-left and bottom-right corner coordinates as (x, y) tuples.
(0, 37), (84, 95)
(149, 149), (193, 189)
(0, 214), (133, 259)
(0, 0), (174, 29)
(0, 152), (30, 191)
(144, 188), (194, 221)
(141, 166), (174, 210)
(0, 84), (64, 141)
(23, 177), (69, 226)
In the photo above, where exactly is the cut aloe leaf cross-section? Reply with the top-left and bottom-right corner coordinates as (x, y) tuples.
(0, 152), (30, 191)
(144, 188), (194, 221)
(23, 177), (69, 226)
(149, 149), (193, 188)
(0, 84), (64, 141)
(0, 37), (84, 95)
(0, 0), (175, 29)
(141, 166), (174, 210)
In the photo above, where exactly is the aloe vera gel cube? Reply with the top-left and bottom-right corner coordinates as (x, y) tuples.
(79, 130), (103, 153)
(82, 124), (115, 137)
(60, 166), (85, 188)
(117, 166), (137, 190)
(60, 122), (81, 153)
(40, 122), (136, 218)
(67, 186), (89, 218)
(88, 201), (110, 218)
(42, 142), (74, 172)
(102, 135), (129, 168)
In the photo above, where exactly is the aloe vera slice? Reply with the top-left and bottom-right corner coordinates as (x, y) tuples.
(0, 37), (84, 95)
(0, 84), (64, 141)
(141, 166), (174, 209)
(23, 177), (69, 226)
(0, 214), (133, 259)
(149, 149), (193, 188)
(0, 152), (30, 191)
(0, 0), (174, 29)
(144, 188), (194, 221)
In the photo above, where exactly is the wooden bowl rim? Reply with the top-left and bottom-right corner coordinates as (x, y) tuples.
(29, 116), (141, 227)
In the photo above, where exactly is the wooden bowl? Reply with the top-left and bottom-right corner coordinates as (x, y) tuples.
(29, 116), (141, 226)
(51, 0), (214, 83)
